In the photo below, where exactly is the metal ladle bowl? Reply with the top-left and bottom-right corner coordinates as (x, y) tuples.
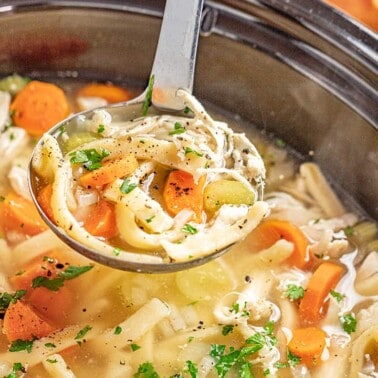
(28, 0), (243, 273)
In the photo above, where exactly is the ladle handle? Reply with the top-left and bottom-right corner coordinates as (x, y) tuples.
(151, 0), (204, 110)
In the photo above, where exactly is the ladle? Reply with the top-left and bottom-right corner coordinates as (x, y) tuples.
(28, 0), (248, 273)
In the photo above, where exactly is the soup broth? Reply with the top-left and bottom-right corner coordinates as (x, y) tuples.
(0, 75), (377, 377)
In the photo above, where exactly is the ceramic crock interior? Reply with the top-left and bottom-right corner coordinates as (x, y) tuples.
(0, 0), (377, 220)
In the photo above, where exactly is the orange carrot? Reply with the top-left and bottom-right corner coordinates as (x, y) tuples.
(36, 183), (55, 222)
(288, 327), (326, 367)
(10, 254), (73, 327)
(10, 80), (70, 136)
(3, 191), (47, 237)
(83, 199), (118, 239)
(10, 253), (63, 291)
(163, 170), (206, 222)
(248, 219), (309, 269)
(79, 155), (138, 188)
(299, 262), (344, 325)
(77, 82), (132, 103)
(28, 286), (72, 326)
(3, 300), (55, 341)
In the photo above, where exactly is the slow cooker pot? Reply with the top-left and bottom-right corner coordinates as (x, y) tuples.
(0, 0), (377, 219)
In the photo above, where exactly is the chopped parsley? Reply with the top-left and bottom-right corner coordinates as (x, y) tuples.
(284, 284), (305, 301)
(344, 226), (355, 236)
(340, 313), (357, 334)
(44, 342), (56, 348)
(181, 224), (198, 235)
(210, 322), (277, 377)
(114, 326), (122, 335)
(120, 178), (137, 194)
(142, 75), (155, 116)
(97, 124), (105, 133)
(9, 339), (34, 353)
(69, 148), (110, 171)
(59, 265), (93, 280)
(145, 215), (156, 224)
(330, 289), (345, 303)
(274, 350), (301, 369)
(131, 343), (141, 351)
(134, 362), (159, 378)
(32, 276), (65, 291)
(113, 247), (122, 257)
(221, 324), (234, 336)
(169, 122), (186, 135)
(46, 358), (58, 364)
(32, 265), (93, 291)
(184, 360), (198, 378)
(184, 147), (203, 157)
(0, 290), (26, 311)
(4, 362), (25, 378)
(75, 325), (92, 345)
(184, 106), (192, 114)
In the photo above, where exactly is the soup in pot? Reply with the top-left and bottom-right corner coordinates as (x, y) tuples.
(0, 75), (377, 377)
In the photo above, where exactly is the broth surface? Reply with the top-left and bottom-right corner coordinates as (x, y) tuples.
(0, 76), (377, 377)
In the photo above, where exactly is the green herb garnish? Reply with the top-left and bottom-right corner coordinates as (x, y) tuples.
(97, 124), (105, 133)
(184, 147), (203, 157)
(222, 325), (234, 336)
(113, 247), (122, 257)
(131, 343), (141, 351)
(9, 339), (34, 353)
(340, 313), (357, 334)
(31, 276), (65, 291)
(46, 358), (58, 364)
(181, 224), (198, 234)
(134, 362), (159, 378)
(145, 215), (156, 224)
(185, 360), (198, 378)
(142, 75), (155, 116)
(75, 325), (92, 346)
(32, 265), (93, 291)
(69, 148), (110, 171)
(344, 226), (355, 236)
(59, 265), (93, 280)
(284, 284), (305, 301)
(169, 122), (186, 135)
(120, 178), (137, 194)
(114, 326), (122, 335)
(44, 343), (56, 348)
(0, 290), (26, 311)
(330, 289), (345, 303)
(210, 322), (277, 377)
(4, 362), (25, 378)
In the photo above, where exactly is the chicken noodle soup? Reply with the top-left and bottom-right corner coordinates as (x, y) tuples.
(0, 75), (377, 377)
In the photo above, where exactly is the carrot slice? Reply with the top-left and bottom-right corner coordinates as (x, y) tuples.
(248, 219), (309, 268)
(79, 155), (138, 188)
(3, 191), (47, 237)
(28, 286), (72, 326)
(77, 83), (132, 103)
(36, 183), (55, 222)
(10, 254), (73, 327)
(3, 300), (55, 342)
(10, 253), (63, 290)
(83, 199), (118, 239)
(288, 327), (326, 367)
(299, 262), (344, 325)
(163, 170), (206, 222)
(10, 80), (70, 136)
